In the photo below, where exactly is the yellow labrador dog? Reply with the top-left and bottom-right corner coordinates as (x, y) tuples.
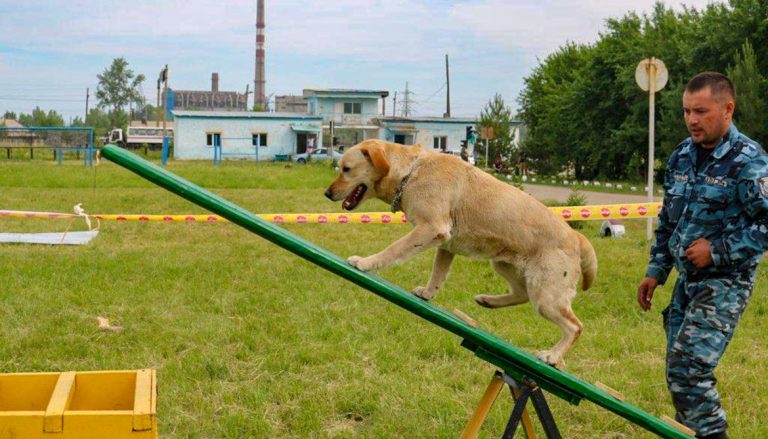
(324, 139), (597, 366)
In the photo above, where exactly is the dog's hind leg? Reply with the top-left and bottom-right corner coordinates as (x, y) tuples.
(475, 260), (529, 308)
(413, 248), (455, 300)
(529, 285), (583, 368)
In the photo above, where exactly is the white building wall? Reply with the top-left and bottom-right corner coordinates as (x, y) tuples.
(174, 116), (321, 160)
(379, 122), (472, 153)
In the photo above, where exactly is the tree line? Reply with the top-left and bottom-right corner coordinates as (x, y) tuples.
(517, 0), (767, 181)
(3, 57), (157, 138)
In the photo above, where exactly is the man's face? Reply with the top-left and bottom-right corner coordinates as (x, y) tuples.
(682, 86), (734, 148)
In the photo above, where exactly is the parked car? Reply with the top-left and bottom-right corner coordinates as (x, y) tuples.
(294, 147), (343, 164)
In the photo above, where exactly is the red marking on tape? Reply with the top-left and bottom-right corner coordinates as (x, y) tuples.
(339, 215), (349, 223)
(601, 208), (610, 217)
(297, 215), (307, 223)
(381, 215), (391, 223)
(562, 209), (572, 219)
(185, 216), (196, 222)
(318, 215), (328, 223)
(619, 207), (629, 217)
(580, 208), (591, 218)
(273, 215), (284, 223)
(117, 216), (127, 221)
(638, 206), (648, 216)
(163, 216), (174, 221)
(401, 215), (408, 223)
(207, 216), (218, 222)
(361, 215), (371, 223)
(139, 216), (149, 221)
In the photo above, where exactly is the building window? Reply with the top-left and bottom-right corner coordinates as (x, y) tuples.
(252, 133), (268, 147)
(206, 132), (221, 146)
(343, 102), (361, 114)
(433, 136), (447, 150)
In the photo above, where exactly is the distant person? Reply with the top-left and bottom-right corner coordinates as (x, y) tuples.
(636, 72), (767, 439)
(518, 151), (528, 177)
(493, 155), (505, 173)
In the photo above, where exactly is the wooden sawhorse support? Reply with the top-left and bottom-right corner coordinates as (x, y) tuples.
(461, 371), (561, 439)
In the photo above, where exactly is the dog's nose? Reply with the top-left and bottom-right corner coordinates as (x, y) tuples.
(324, 187), (334, 200)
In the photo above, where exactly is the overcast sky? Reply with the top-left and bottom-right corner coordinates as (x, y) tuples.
(0, 0), (715, 122)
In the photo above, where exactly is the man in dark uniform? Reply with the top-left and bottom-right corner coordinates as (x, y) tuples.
(637, 72), (768, 439)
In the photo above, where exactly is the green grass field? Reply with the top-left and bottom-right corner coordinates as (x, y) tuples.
(1, 159), (766, 438)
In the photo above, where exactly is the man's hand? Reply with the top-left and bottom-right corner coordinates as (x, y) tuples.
(685, 238), (713, 268)
(637, 277), (659, 311)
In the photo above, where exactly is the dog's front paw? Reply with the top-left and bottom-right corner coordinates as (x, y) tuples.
(411, 286), (437, 301)
(536, 350), (565, 370)
(347, 255), (377, 271)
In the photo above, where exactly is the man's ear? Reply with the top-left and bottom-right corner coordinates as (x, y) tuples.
(361, 144), (390, 177)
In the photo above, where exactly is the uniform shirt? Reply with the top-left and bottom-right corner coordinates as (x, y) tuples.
(646, 125), (768, 284)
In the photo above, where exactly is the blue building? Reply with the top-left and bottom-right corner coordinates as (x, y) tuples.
(303, 89), (389, 147)
(172, 111), (322, 161)
(376, 116), (523, 162)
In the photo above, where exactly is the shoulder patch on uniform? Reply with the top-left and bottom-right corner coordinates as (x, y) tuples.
(759, 176), (768, 198)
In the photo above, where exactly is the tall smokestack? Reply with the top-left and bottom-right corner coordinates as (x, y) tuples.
(211, 72), (219, 92)
(254, 0), (266, 110)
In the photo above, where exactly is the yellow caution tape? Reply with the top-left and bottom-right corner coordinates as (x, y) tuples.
(0, 203), (663, 224)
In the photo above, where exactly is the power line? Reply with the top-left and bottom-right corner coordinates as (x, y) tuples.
(0, 97), (86, 102)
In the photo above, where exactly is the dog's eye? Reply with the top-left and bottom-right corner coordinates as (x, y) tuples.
(342, 167), (350, 173)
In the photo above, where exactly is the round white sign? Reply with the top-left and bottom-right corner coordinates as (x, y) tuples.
(635, 58), (668, 93)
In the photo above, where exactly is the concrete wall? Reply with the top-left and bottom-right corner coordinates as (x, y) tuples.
(378, 121), (473, 154)
(174, 116), (322, 160)
(307, 97), (380, 125)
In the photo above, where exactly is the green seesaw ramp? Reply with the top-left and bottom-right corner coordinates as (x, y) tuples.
(102, 145), (693, 438)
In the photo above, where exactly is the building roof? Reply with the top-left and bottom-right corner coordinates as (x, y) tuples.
(303, 88), (389, 98)
(0, 119), (24, 128)
(377, 116), (477, 124)
(172, 111), (322, 120)
(377, 116), (523, 125)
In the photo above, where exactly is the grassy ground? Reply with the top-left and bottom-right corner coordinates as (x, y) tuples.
(1, 159), (766, 438)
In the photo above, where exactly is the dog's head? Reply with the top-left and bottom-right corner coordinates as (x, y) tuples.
(324, 140), (391, 210)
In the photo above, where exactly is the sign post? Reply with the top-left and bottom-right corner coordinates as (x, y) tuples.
(635, 57), (668, 241)
(480, 126), (494, 169)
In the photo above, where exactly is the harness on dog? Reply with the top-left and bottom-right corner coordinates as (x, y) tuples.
(390, 172), (411, 213)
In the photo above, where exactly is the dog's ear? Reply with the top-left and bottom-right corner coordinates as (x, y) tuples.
(361, 143), (390, 177)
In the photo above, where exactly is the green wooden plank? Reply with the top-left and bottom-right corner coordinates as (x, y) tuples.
(102, 145), (694, 439)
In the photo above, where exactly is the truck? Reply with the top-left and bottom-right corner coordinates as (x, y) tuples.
(104, 121), (173, 150)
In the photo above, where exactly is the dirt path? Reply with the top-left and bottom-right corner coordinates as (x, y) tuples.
(523, 183), (662, 205)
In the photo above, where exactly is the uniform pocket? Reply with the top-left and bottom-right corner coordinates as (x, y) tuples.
(665, 181), (686, 223)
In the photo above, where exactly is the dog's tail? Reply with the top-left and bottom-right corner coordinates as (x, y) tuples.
(576, 232), (598, 290)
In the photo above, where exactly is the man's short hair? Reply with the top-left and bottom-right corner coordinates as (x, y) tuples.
(685, 72), (735, 101)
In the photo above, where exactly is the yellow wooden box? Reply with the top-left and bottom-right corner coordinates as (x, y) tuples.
(0, 369), (157, 439)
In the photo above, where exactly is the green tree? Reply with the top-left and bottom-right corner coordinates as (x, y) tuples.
(96, 57), (146, 128)
(517, 0), (768, 181)
(727, 40), (766, 142)
(3, 111), (16, 120)
(478, 93), (515, 167)
(18, 107), (65, 127)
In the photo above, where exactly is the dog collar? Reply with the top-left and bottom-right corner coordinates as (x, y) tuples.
(390, 172), (411, 213)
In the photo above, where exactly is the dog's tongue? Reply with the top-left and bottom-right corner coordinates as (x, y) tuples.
(342, 184), (367, 210)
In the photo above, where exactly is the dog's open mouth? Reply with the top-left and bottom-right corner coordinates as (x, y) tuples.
(342, 184), (367, 210)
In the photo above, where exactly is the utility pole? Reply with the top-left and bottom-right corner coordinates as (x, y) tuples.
(403, 82), (413, 117)
(445, 54), (451, 118)
(85, 88), (90, 121)
(244, 84), (251, 110)
(393, 92), (397, 117)
(160, 64), (170, 167)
